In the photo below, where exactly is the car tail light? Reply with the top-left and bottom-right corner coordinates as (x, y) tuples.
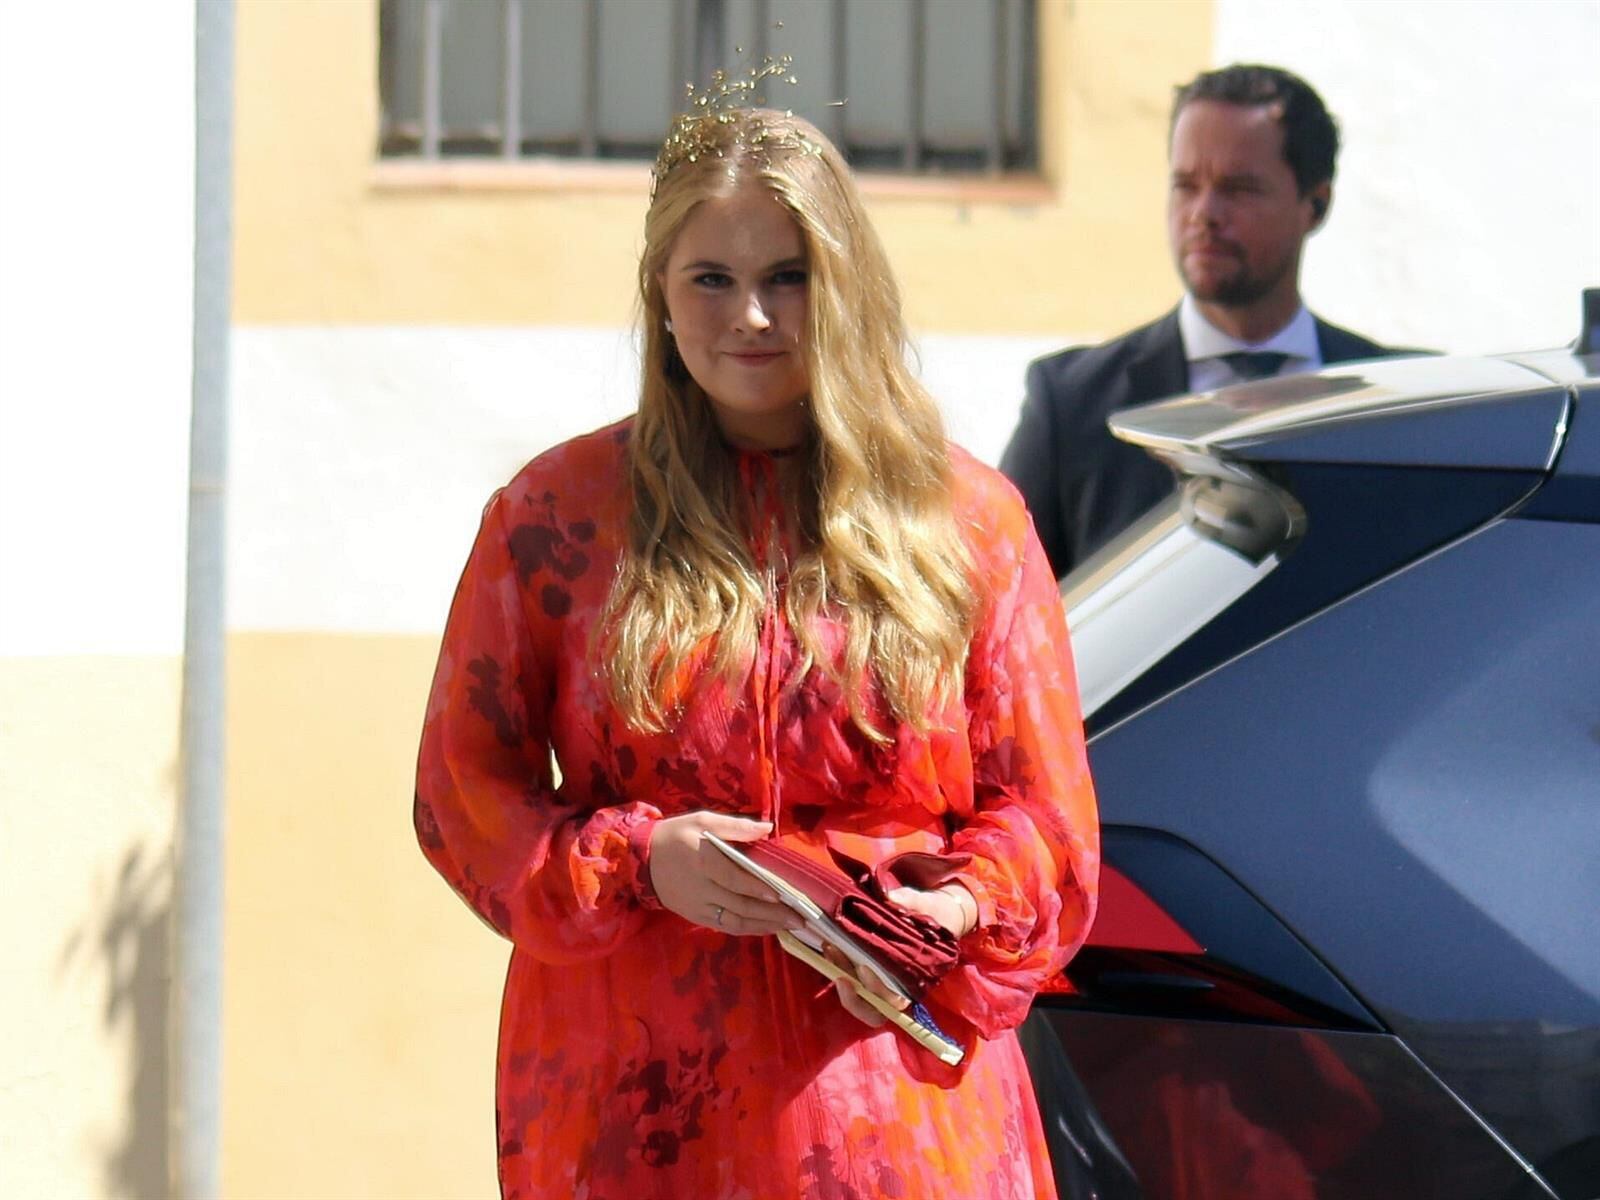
(1038, 828), (1382, 1032)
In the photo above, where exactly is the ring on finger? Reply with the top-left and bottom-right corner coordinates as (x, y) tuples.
(713, 904), (725, 927)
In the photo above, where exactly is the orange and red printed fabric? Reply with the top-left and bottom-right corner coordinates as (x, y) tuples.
(415, 420), (1099, 1199)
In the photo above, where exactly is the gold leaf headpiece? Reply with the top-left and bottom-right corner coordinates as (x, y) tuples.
(651, 55), (822, 199)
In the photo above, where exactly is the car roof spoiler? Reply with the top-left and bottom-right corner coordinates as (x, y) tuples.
(1109, 355), (1567, 474)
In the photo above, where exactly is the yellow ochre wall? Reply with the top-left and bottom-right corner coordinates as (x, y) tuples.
(234, 0), (1205, 335)
(224, 1), (1212, 1194)
(222, 634), (503, 1197)
(1, 659), (181, 1197)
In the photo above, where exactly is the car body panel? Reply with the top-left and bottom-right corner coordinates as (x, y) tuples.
(1088, 462), (1544, 734)
(1032, 322), (1600, 1198)
(1084, 515), (1600, 1176)
(1065, 826), (1380, 1030)
(1524, 382), (1600, 522)
(1226, 387), (1568, 470)
(1506, 349), (1600, 389)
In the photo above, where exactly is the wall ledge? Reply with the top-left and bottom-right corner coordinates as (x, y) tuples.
(370, 158), (1056, 206)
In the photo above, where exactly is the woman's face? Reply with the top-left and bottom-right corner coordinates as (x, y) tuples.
(659, 185), (811, 450)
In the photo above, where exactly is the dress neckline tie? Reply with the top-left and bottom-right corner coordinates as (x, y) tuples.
(737, 451), (791, 839)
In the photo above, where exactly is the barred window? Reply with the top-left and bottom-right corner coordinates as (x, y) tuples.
(379, 0), (1038, 173)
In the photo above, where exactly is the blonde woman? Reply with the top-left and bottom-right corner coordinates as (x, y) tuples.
(416, 103), (1098, 1199)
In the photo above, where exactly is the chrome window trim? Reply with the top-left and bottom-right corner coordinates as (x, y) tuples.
(1063, 469), (1303, 718)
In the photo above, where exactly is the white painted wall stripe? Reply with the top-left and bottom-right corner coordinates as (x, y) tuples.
(228, 325), (1072, 635)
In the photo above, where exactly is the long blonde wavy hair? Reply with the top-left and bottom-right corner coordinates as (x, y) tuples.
(598, 108), (977, 740)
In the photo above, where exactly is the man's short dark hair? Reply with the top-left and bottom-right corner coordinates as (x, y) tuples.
(1171, 63), (1340, 196)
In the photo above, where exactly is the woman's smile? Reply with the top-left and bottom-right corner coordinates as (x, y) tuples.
(659, 184), (812, 450)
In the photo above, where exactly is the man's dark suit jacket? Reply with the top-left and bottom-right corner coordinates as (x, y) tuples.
(999, 308), (1400, 580)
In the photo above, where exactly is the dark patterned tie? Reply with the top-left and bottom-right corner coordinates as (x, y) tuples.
(1218, 350), (1291, 381)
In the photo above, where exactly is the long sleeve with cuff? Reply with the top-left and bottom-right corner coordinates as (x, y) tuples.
(935, 502), (1099, 1036)
(415, 488), (661, 963)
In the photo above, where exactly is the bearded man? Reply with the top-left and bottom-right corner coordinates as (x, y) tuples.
(1001, 63), (1410, 580)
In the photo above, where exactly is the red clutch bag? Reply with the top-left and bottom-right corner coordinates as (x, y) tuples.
(739, 840), (968, 1000)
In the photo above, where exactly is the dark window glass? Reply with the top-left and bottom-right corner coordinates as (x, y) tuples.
(379, 0), (1038, 173)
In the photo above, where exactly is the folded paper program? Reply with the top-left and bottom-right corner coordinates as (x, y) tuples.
(703, 834), (966, 1064)
(775, 931), (964, 1066)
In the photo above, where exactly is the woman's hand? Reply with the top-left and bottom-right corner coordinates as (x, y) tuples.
(829, 882), (978, 1027)
(824, 946), (910, 1027)
(648, 812), (804, 936)
(887, 882), (978, 939)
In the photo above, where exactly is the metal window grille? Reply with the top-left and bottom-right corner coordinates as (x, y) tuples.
(379, 0), (1037, 173)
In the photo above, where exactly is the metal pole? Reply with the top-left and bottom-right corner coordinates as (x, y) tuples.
(580, 0), (599, 156)
(990, 0), (1008, 173)
(832, 0), (847, 150)
(421, 0), (443, 158)
(172, 0), (232, 1194)
(695, 0), (725, 89)
(1018, 0), (1038, 171)
(501, 0), (522, 158)
(670, 0), (685, 113)
(904, 0), (925, 170)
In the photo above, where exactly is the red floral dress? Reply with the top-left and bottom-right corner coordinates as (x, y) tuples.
(415, 419), (1098, 1199)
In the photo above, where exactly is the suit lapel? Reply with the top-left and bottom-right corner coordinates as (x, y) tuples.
(1315, 317), (1384, 364)
(1124, 310), (1190, 408)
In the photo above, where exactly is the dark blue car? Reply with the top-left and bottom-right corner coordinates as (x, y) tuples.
(1028, 294), (1600, 1200)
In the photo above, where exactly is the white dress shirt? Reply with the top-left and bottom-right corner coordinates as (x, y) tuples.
(1178, 294), (1323, 392)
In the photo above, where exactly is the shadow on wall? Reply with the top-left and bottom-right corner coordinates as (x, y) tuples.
(58, 844), (170, 1198)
